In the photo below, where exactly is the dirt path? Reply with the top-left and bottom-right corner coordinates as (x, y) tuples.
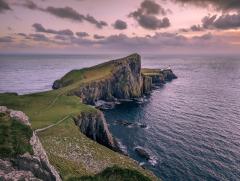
(35, 115), (71, 133)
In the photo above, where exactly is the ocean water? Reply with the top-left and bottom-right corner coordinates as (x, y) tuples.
(0, 54), (240, 181)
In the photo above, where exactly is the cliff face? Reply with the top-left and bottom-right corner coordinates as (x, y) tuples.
(73, 110), (120, 152)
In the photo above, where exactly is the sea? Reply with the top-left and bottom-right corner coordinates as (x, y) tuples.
(0, 54), (240, 181)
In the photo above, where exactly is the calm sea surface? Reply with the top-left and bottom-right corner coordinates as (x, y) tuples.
(0, 54), (240, 181)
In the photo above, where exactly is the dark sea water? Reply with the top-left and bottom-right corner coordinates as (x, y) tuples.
(0, 54), (240, 181)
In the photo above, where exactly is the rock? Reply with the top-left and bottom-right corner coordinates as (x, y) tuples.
(162, 69), (178, 81)
(95, 100), (117, 110)
(9, 110), (30, 126)
(135, 147), (151, 160)
(0, 159), (41, 181)
(142, 76), (152, 94)
(52, 80), (62, 89)
(139, 124), (147, 128)
(0, 106), (7, 113)
(114, 120), (147, 129)
(114, 120), (134, 127)
(74, 111), (121, 152)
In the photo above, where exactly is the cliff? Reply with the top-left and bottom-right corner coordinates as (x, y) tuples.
(73, 110), (120, 152)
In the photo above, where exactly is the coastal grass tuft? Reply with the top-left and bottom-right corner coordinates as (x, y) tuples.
(68, 166), (151, 181)
(0, 113), (33, 158)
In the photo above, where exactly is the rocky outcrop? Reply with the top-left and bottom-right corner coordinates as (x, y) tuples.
(142, 69), (177, 87)
(73, 111), (121, 152)
(0, 106), (61, 181)
(55, 54), (143, 104)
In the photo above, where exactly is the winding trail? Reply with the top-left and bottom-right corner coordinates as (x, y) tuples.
(35, 115), (71, 133)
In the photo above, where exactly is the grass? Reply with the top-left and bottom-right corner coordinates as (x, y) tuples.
(68, 166), (151, 181)
(0, 92), (158, 180)
(0, 112), (33, 158)
(38, 118), (157, 180)
(141, 68), (162, 76)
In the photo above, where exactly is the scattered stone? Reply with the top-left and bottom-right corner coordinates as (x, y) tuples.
(114, 120), (147, 129)
(135, 147), (151, 160)
(0, 106), (7, 113)
(9, 110), (30, 126)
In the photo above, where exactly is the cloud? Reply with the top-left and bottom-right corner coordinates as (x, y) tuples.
(202, 13), (240, 29)
(32, 23), (74, 36)
(112, 20), (127, 30)
(181, 12), (240, 32)
(190, 25), (204, 31)
(29, 34), (49, 41)
(76, 32), (89, 37)
(0, 36), (13, 42)
(170, 0), (240, 11)
(21, 0), (40, 10)
(3, 31), (239, 54)
(140, 0), (169, 15)
(17, 33), (28, 37)
(45, 6), (107, 28)
(0, 0), (11, 12)
(18, 1), (108, 28)
(93, 34), (105, 39)
(129, 0), (170, 30)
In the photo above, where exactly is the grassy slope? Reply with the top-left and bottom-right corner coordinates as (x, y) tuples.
(141, 68), (162, 76)
(0, 56), (160, 180)
(0, 112), (33, 158)
(69, 166), (152, 181)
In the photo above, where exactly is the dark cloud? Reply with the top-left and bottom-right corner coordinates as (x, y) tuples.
(129, 0), (170, 30)
(190, 25), (204, 31)
(0, 36), (13, 42)
(181, 12), (240, 32)
(193, 33), (213, 40)
(29, 34), (49, 41)
(17, 33), (28, 37)
(18, 1), (107, 28)
(113, 20), (127, 30)
(21, 0), (40, 10)
(170, 0), (240, 11)
(93, 34), (105, 39)
(32, 23), (74, 36)
(202, 13), (240, 29)
(76, 32), (89, 37)
(45, 6), (107, 28)
(140, 0), (169, 16)
(0, 0), (11, 12)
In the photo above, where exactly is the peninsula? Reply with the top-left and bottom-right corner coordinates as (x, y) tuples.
(0, 54), (177, 180)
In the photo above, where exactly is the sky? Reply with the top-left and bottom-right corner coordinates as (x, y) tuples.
(0, 0), (240, 54)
